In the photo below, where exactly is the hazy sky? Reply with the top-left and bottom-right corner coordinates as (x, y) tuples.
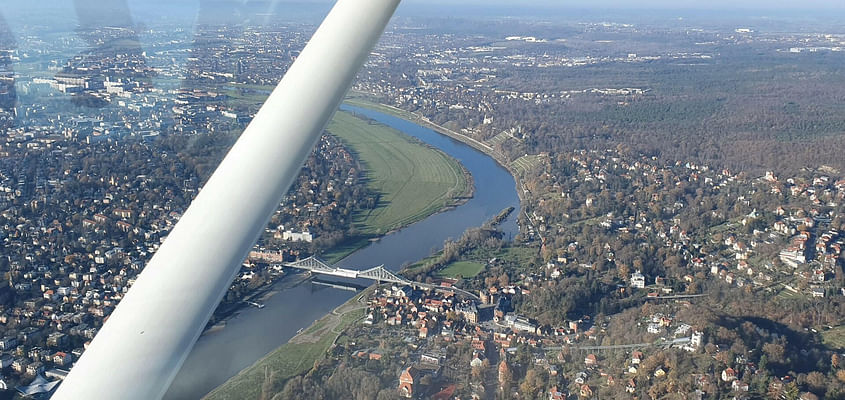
(6, 0), (845, 13)
(4, 0), (844, 26)
(329, 0), (845, 9)
(472, 0), (835, 6)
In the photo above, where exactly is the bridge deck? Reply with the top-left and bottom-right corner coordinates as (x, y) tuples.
(284, 256), (478, 300)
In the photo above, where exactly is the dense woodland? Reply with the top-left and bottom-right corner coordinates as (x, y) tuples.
(363, 19), (845, 177)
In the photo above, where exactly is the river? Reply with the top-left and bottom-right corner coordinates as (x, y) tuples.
(163, 105), (521, 399)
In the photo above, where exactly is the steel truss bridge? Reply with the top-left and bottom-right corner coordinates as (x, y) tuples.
(284, 256), (479, 300)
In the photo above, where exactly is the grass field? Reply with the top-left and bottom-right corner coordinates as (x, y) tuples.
(211, 89), (471, 258)
(344, 94), (420, 121)
(405, 245), (538, 277)
(775, 281), (801, 300)
(822, 325), (845, 350)
(204, 291), (368, 400)
(438, 261), (485, 278)
(344, 94), (499, 156)
(328, 111), (470, 236)
(486, 246), (539, 268)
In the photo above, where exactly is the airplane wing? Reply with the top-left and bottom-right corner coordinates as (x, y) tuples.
(52, 0), (401, 398)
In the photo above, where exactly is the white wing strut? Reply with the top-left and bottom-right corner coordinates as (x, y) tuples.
(53, 0), (401, 398)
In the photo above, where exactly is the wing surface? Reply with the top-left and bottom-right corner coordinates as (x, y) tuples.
(53, 1), (401, 398)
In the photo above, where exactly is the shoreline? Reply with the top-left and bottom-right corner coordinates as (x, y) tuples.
(343, 96), (528, 206)
(204, 271), (312, 334)
(205, 104), (478, 330)
(328, 150), (476, 265)
(202, 97), (525, 398)
(316, 108), (475, 263)
(342, 97), (539, 240)
(202, 286), (373, 400)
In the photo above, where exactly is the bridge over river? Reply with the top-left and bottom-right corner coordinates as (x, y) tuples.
(284, 256), (479, 300)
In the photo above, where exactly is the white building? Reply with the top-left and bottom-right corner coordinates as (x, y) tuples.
(282, 230), (313, 243)
(647, 323), (663, 334)
(631, 271), (646, 289)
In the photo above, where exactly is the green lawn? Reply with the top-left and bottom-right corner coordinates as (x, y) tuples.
(344, 94), (419, 121)
(223, 89), (270, 104)
(328, 111), (470, 235)
(404, 245), (538, 278)
(822, 325), (845, 350)
(438, 261), (485, 278)
(486, 246), (539, 268)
